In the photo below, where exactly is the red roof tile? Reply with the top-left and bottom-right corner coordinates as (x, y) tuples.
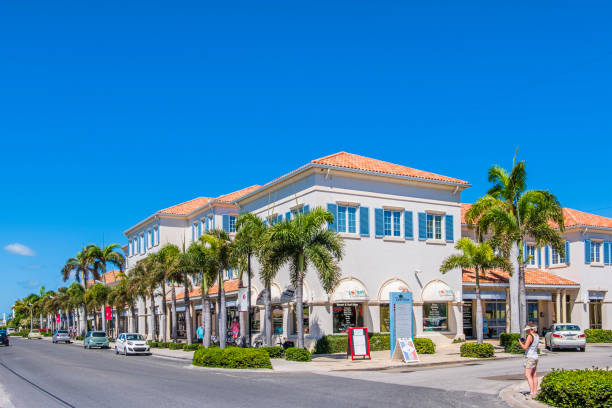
(311, 152), (469, 185)
(157, 197), (214, 215)
(216, 185), (261, 202)
(462, 268), (578, 286)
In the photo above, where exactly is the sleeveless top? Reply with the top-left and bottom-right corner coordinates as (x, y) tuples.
(526, 333), (539, 359)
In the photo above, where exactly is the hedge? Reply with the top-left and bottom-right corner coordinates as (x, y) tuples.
(499, 333), (521, 348)
(537, 368), (612, 408)
(192, 347), (271, 369)
(413, 338), (435, 354)
(168, 342), (184, 350)
(314, 334), (433, 354)
(505, 340), (524, 354)
(585, 329), (612, 344)
(183, 344), (200, 351)
(460, 342), (495, 358)
(285, 347), (311, 362)
(262, 346), (284, 359)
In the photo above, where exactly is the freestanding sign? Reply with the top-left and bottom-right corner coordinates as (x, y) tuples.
(105, 306), (112, 321)
(390, 291), (413, 357)
(56, 313), (61, 324)
(347, 327), (371, 360)
(391, 337), (420, 363)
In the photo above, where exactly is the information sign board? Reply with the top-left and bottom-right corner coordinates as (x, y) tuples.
(346, 327), (371, 360)
(391, 337), (420, 363)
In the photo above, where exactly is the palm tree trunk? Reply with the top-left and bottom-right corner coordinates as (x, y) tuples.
(184, 274), (192, 345)
(203, 285), (212, 348)
(475, 268), (484, 344)
(296, 254), (305, 349)
(148, 294), (155, 340)
(65, 310), (70, 332)
(101, 304), (106, 332)
(81, 304), (88, 335)
(39, 313), (43, 330)
(161, 284), (168, 342)
(519, 262), (527, 337)
(171, 285), (177, 341)
(130, 304), (136, 333)
(265, 284), (272, 346)
(219, 271), (227, 349)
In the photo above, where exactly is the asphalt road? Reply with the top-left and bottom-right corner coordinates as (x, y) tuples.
(0, 337), (609, 408)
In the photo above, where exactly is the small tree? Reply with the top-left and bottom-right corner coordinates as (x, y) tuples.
(440, 238), (511, 343)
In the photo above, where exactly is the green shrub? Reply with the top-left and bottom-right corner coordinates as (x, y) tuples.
(76, 335), (84, 341)
(452, 337), (465, 343)
(537, 368), (612, 408)
(460, 342), (495, 358)
(192, 347), (271, 369)
(505, 340), (524, 354)
(183, 344), (200, 351)
(499, 332), (521, 348)
(158, 342), (170, 348)
(168, 342), (184, 350)
(262, 346), (284, 358)
(413, 338), (436, 354)
(285, 347), (311, 362)
(368, 334), (391, 351)
(314, 333), (392, 354)
(585, 329), (612, 343)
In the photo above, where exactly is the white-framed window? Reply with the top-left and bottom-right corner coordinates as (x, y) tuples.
(229, 216), (237, 233)
(551, 247), (565, 265)
(154, 225), (159, 245)
(426, 214), (442, 240)
(132, 237), (137, 255)
(383, 210), (401, 237)
(591, 241), (602, 263)
(139, 233), (144, 254)
(337, 205), (357, 233)
(147, 229), (152, 248)
(526, 245), (536, 266)
(128, 240), (133, 256)
(192, 222), (198, 242)
(208, 215), (213, 231)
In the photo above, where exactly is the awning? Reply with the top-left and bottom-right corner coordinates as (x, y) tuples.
(422, 280), (455, 302)
(527, 292), (551, 301)
(378, 279), (410, 301)
(463, 290), (506, 300)
(589, 291), (605, 300)
(332, 279), (369, 302)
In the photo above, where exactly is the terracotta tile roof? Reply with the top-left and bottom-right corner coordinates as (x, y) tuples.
(561, 208), (612, 229)
(86, 270), (124, 287)
(312, 152), (469, 185)
(157, 197), (214, 215)
(461, 203), (472, 224)
(462, 268), (579, 286)
(165, 279), (241, 301)
(216, 185), (261, 202)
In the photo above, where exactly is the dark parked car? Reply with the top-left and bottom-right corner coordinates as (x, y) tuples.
(0, 332), (9, 346)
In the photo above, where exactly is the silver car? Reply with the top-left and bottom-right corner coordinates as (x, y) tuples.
(53, 330), (71, 344)
(544, 323), (586, 352)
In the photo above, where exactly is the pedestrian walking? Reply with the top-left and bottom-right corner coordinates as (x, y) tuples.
(518, 324), (540, 397)
(231, 317), (240, 341)
(196, 325), (203, 344)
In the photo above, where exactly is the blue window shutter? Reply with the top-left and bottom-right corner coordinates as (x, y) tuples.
(222, 214), (230, 232)
(277, 214), (283, 223)
(205, 217), (209, 232)
(545, 245), (550, 267)
(445, 215), (454, 242)
(585, 239), (591, 264)
(374, 208), (384, 237)
(565, 240), (570, 264)
(303, 205), (310, 214)
(418, 212), (427, 240)
(404, 211), (413, 239)
(285, 211), (291, 221)
(198, 221), (202, 237)
(327, 203), (337, 231)
(360, 206), (370, 236)
(523, 243), (528, 263)
(604, 242), (611, 265)
(537, 248), (542, 267)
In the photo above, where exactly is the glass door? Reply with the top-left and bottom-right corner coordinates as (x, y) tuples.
(484, 300), (506, 338)
(589, 300), (602, 329)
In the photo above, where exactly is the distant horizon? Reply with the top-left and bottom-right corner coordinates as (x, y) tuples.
(2, 1), (612, 313)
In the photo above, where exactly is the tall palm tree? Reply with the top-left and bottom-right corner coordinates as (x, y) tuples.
(234, 213), (267, 346)
(61, 247), (97, 334)
(265, 207), (344, 349)
(107, 279), (130, 337)
(67, 282), (85, 335)
(126, 269), (147, 333)
(200, 229), (234, 349)
(467, 155), (565, 335)
(151, 244), (181, 342)
(84, 283), (110, 331)
(440, 238), (511, 343)
(89, 244), (126, 332)
(188, 238), (217, 347)
(130, 257), (159, 340)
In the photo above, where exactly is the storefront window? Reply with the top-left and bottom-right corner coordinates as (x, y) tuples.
(291, 305), (310, 335)
(226, 306), (238, 331)
(333, 303), (363, 333)
(177, 312), (186, 338)
(272, 305), (283, 335)
(423, 303), (448, 332)
(250, 307), (261, 332)
(379, 304), (390, 332)
(462, 301), (473, 338)
(484, 300), (506, 337)
(589, 300), (602, 329)
(565, 295), (572, 324)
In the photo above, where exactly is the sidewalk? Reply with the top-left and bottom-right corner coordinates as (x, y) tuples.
(499, 379), (549, 408)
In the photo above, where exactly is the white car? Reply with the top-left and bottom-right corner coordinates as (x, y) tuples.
(115, 333), (150, 356)
(544, 323), (586, 352)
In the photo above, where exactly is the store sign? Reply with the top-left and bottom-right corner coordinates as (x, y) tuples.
(56, 313), (61, 324)
(346, 288), (367, 299)
(437, 289), (454, 301)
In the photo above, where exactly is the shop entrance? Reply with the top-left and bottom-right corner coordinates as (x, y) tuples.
(590, 300), (602, 329)
(527, 301), (539, 328)
(463, 302), (473, 338)
(484, 300), (506, 338)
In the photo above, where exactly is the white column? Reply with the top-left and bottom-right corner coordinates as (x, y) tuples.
(561, 290), (567, 322)
(505, 289), (511, 333)
(452, 301), (464, 340)
(413, 302), (424, 336)
(556, 290), (561, 323)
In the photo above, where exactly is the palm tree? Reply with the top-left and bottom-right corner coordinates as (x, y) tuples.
(89, 244), (126, 332)
(84, 283), (110, 331)
(130, 257), (158, 340)
(188, 238), (217, 347)
(200, 229), (234, 349)
(107, 279), (130, 337)
(125, 269), (147, 333)
(234, 213), (267, 347)
(265, 207), (344, 349)
(67, 283), (85, 334)
(61, 247), (97, 334)
(440, 238), (511, 343)
(467, 155), (565, 335)
(151, 244), (181, 342)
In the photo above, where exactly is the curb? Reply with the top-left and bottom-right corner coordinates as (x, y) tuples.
(499, 380), (549, 408)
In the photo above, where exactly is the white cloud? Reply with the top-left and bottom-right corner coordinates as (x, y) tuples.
(4, 243), (35, 257)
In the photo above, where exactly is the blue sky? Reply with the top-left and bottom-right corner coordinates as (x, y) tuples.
(1, 1), (611, 315)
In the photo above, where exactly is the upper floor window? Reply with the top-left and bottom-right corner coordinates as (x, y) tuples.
(384, 210), (401, 237)
(591, 241), (601, 263)
(526, 245), (536, 266)
(229, 216), (237, 233)
(139, 233), (144, 254)
(337, 206), (357, 234)
(426, 214), (442, 240)
(147, 229), (152, 248)
(153, 225), (159, 245)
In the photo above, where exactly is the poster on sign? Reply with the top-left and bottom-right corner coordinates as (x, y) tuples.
(105, 305), (112, 321)
(346, 327), (371, 360)
(391, 338), (420, 363)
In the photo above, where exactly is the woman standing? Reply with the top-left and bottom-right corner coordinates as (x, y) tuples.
(518, 325), (540, 397)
